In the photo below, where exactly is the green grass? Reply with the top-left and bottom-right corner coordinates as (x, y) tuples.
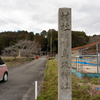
(38, 58), (100, 100)
(38, 59), (58, 100)
(80, 85), (89, 91)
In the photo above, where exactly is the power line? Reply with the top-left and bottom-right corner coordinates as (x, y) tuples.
(0, 3), (33, 31)
(0, 19), (20, 31)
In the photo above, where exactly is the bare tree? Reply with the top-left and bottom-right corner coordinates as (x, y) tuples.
(2, 45), (18, 59)
(2, 40), (41, 58)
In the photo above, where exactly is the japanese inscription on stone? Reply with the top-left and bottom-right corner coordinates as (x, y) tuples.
(58, 8), (72, 100)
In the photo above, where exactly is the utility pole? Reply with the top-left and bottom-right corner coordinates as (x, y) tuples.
(47, 45), (48, 55)
(96, 43), (99, 73)
(50, 30), (52, 57)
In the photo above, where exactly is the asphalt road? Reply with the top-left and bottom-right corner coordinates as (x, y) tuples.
(0, 56), (47, 100)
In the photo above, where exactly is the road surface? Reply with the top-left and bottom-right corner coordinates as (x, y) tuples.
(0, 56), (47, 100)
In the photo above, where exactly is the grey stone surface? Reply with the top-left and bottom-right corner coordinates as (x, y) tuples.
(58, 8), (72, 100)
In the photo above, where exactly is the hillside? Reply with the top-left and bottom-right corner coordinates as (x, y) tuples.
(88, 35), (100, 44)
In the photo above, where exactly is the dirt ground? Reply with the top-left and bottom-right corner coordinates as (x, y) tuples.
(78, 82), (100, 96)
(72, 62), (99, 73)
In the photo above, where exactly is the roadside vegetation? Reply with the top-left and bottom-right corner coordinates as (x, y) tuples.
(2, 57), (34, 67)
(38, 58), (100, 100)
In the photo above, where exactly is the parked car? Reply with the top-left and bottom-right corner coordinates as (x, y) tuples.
(0, 57), (8, 82)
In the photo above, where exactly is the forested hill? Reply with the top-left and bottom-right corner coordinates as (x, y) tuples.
(0, 30), (90, 54)
(72, 31), (89, 48)
(0, 31), (34, 52)
(0, 29), (58, 54)
(87, 34), (100, 44)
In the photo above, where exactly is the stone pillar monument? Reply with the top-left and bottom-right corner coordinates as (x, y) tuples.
(58, 8), (72, 100)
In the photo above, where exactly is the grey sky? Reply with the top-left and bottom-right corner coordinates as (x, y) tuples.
(0, 0), (100, 36)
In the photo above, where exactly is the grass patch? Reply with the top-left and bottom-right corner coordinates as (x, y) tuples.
(38, 59), (58, 100)
(38, 58), (100, 100)
(2, 57), (34, 67)
(80, 85), (89, 91)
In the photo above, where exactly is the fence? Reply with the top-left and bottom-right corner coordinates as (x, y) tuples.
(72, 55), (100, 73)
(56, 54), (100, 73)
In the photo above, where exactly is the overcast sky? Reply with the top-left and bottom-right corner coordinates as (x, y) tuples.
(0, 0), (100, 36)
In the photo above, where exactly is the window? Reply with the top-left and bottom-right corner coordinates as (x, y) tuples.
(0, 57), (4, 65)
